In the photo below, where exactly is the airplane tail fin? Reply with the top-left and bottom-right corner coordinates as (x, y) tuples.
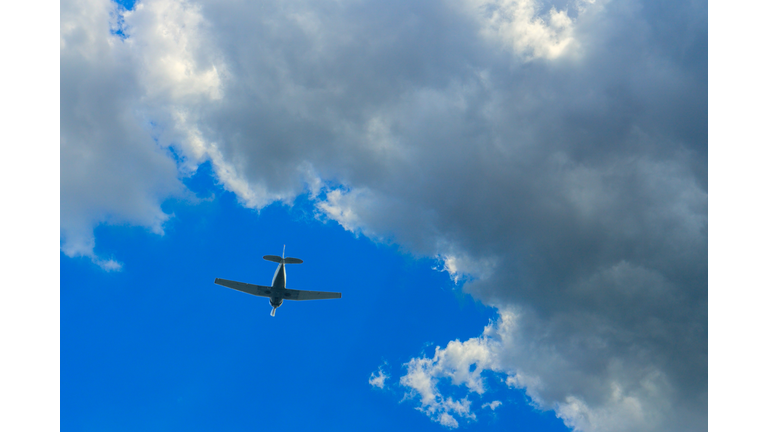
(270, 307), (276, 317)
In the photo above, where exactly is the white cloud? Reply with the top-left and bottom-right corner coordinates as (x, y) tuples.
(482, 400), (502, 410)
(433, 252), (497, 285)
(315, 188), (369, 235)
(437, 412), (459, 429)
(399, 334), (497, 427)
(369, 367), (389, 389)
(124, 0), (224, 102)
(466, 0), (583, 60)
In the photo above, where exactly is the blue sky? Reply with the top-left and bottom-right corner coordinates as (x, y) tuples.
(56, 0), (712, 430)
(62, 163), (569, 431)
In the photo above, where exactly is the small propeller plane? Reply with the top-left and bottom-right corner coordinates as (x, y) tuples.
(214, 247), (341, 316)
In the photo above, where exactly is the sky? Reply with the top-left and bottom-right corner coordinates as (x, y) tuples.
(54, 0), (713, 430)
(62, 162), (571, 431)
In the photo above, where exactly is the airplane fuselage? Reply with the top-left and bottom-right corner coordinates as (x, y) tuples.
(272, 262), (286, 289)
(270, 262), (286, 308)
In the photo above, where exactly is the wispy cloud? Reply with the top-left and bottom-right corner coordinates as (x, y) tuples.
(368, 366), (389, 389)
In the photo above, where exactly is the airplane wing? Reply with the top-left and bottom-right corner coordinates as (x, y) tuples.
(283, 288), (342, 301)
(215, 278), (274, 297)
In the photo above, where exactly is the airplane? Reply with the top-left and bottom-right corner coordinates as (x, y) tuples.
(214, 247), (341, 316)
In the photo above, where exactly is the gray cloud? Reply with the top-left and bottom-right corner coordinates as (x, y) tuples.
(61, 0), (706, 429)
(61, 0), (187, 269)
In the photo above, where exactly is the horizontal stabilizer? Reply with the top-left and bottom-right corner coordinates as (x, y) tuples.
(263, 255), (303, 264)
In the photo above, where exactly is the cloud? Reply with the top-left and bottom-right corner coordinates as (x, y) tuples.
(61, 0), (187, 266)
(400, 309), (703, 430)
(61, 0), (707, 429)
(398, 336), (491, 427)
(465, 0), (584, 60)
(369, 367), (389, 389)
(482, 400), (501, 410)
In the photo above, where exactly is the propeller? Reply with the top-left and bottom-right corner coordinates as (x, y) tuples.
(282, 244), (285, 259)
(270, 307), (276, 317)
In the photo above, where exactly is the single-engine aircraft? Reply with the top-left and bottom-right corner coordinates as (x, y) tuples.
(214, 247), (341, 316)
